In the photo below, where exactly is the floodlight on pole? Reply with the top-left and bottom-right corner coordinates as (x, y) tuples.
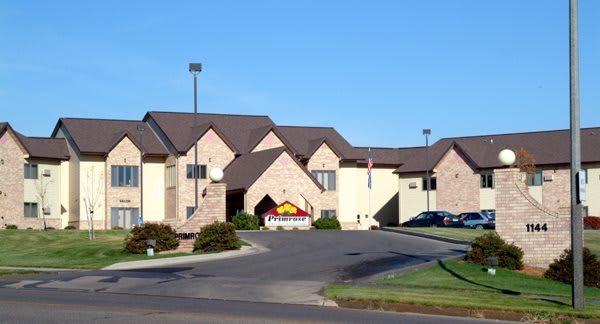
(423, 129), (431, 213)
(137, 124), (145, 224)
(189, 63), (202, 212)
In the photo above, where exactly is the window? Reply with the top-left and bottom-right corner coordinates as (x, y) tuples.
(24, 202), (38, 218)
(186, 207), (196, 219)
(24, 163), (38, 179)
(422, 177), (437, 190)
(166, 165), (176, 188)
(320, 210), (336, 218)
(111, 165), (139, 187)
(526, 169), (542, 186)
(186, 164), (207, 179)
(111, 208), (139, 229)
(481, 173), (494, 188)
(312, 170), (336, 190)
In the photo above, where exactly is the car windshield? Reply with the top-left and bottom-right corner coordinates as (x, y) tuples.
(414, 213), (427, 220)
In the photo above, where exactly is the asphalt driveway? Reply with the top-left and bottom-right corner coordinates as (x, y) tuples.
(1, 230), (467, 305)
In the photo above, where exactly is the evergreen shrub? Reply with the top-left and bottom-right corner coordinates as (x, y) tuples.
(313, 216), (341, 230)
(124, 223), (179, 254)
(193, 222), (240, 253)
(232, 212), (260, 230)
(544, 247), (600, 287)
(466, 232), (524, 270)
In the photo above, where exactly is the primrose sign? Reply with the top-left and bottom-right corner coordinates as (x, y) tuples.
(262, 201), (311, 227)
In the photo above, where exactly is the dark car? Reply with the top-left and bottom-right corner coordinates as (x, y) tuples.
(459, 212), (495, 229)
(401, 211), (462, 228)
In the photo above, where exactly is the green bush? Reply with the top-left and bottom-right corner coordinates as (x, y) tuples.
(544, 247), (600, 287)
(5, 225), (17, 230)
(262, 227), (270, 231)
(232, 212), (259, 230)
(64, 225), (76, 230)
(466, 232), (524, 270)
(276, 226), (284, 231)
(193, 222), (240, 253)
(112, 226), (124, 230)
(124, 223), (179, 254)
(313, 216), (341, 230)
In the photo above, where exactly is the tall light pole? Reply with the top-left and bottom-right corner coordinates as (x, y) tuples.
(569, 0), (584, 310)
(189, 63), (202, 212)
(137, 124), (145, 223)
(423, 129), (431, 213)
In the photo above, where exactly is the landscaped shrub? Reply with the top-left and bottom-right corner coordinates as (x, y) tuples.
(276, 226), (284, 231)
(466, 232), (524, 270)
(313, 216), (341, 230)
(124, 223), (179, 254)
(584, 216), (600, 230)
(232, 212), (259, 230)
(64, 225), (76, 230)
(544, 247), (600, 287)
(370, 225), (380, 230)
(193, 222), (240, 253)
(112, 226), (124, 230)
(5, 225), (17, 230)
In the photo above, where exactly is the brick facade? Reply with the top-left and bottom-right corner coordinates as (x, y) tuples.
(542, 168), (571, 211)
(246, 151), (323, 220)
(105, 136), (141, 229)
(251, 131), (285, 152)
(306, 143), (339, 217)
(0, 130), (26, 228)
(436, 147), (480, 214)
(495, 168), (571, 268)
(177, 129), (235, 220)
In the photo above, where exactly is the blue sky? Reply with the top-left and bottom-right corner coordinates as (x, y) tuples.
(1, 1), (598, 148)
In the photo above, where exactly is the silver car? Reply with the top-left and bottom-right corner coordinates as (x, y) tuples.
(459, 212), (495, 230)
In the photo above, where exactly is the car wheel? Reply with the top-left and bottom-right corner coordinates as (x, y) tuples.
(431, 224), (438, 228)
(475, 225), (484, 230)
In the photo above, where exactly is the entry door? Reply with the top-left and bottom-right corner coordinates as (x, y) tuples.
(111, 208), (139, 229)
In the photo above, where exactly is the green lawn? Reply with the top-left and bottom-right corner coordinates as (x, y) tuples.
(586, 230), (600, 257)
(0, 270), (41, 276)
(0, 230), (190, 269)
(327, 260), (600, 318)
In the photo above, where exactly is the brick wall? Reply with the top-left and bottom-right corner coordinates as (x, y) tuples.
(105, 136), (141, 229)
(495, 168), (571, 268)
(0, 130), (25, 228)
(173, 183), (226, 250)
(177, 129), (235, 220)
(246, 151), (323, 221)
(251, 131), (285, 152)
(542, 168), (570, 211)
(436, 147), (480, 214)
(306, 143), (339, 217)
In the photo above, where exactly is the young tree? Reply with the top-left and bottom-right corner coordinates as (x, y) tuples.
(83, 166), (104, 240)
(515, 147), (537, 185)
(35, 174), (54, 231)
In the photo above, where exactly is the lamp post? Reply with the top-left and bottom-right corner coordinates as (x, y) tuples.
(189, 63), (202, 212)
(423, 129), (431, 213)
(569, 0), (584, 310)
(137, 124), (145, 224)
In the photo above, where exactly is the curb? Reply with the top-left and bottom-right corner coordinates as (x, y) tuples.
(381, 227), (472, 245)
(358, 254), (466, 282)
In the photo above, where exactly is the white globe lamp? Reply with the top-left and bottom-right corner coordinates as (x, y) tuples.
(498, 149), (516, 166)
(209, 167), (224, 182)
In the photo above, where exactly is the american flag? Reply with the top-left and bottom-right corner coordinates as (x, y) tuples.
(367, 148), (373, 189)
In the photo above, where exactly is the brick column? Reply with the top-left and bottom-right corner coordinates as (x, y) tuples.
(495, 168), (571, 268)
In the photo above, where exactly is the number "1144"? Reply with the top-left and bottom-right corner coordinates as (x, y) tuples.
(526, 223), (548, 232)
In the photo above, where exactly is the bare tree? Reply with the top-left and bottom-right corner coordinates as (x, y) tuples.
(515, 147), (537, 185)
(83, 166), (104, 240)
(35, 174), (54, 231)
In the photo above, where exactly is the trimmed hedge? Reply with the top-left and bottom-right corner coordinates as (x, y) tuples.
(466, 232), (524, 270)
(5, 225), (18, 230)
(313, 216), (341, 230)
(584, 216), (600, 230)
(544, 247), (600, 287)
(193, 222), (240, 253)
(64, 225), (76, 230)
(124, 223), (179, 254)
(232, 212), (260, 230)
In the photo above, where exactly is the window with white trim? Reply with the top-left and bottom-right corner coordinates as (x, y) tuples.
(111, 165), (139, 187)
(24, 202), (38, 218)
(186, 164), (207, 179)
(480, 173), (494, 188)
(24, 163), (38, 179)
(320, 210), (336, 218)
(312, 170), (336, 190)
(422, 177), (437, 190)
(166, 165), (176, 188)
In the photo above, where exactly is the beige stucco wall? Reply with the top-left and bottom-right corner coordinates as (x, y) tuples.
(54, 127), (80, 227)
(78, 156), (106, 230)
(398, 173), (437, 224)
(246, 151), (323, 220)
(479, 187), (496, 210)
(177, 128), (235, 220)
(142, 156), (165, 222)
(165, 155), (177, 220)
(0, 129), (26, 228)
(585, 163), (600, 216)
(251, 131), (285, 152)
(23, 160), (63, 228)
(436, 147), (480, 214)
(306, 143), (339, 216)
(339, 162), (360, 228)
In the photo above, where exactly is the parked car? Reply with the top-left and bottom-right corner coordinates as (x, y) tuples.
(459, 212), (495, 230)
(401, 211), (463, 228)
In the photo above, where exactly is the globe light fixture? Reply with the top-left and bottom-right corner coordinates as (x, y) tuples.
(209, 167), (224, 182)
(498, 149), (516, 166)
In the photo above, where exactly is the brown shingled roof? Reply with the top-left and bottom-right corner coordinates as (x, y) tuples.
(146, 111), (274, 154)
(52, 118), (169, 156)
(222, 147), (324, 193)
(16, 133), (70, 160)
(353, 146), (425, 166)
(277, 126), (361, 160)
(395, 128), (600, 173)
